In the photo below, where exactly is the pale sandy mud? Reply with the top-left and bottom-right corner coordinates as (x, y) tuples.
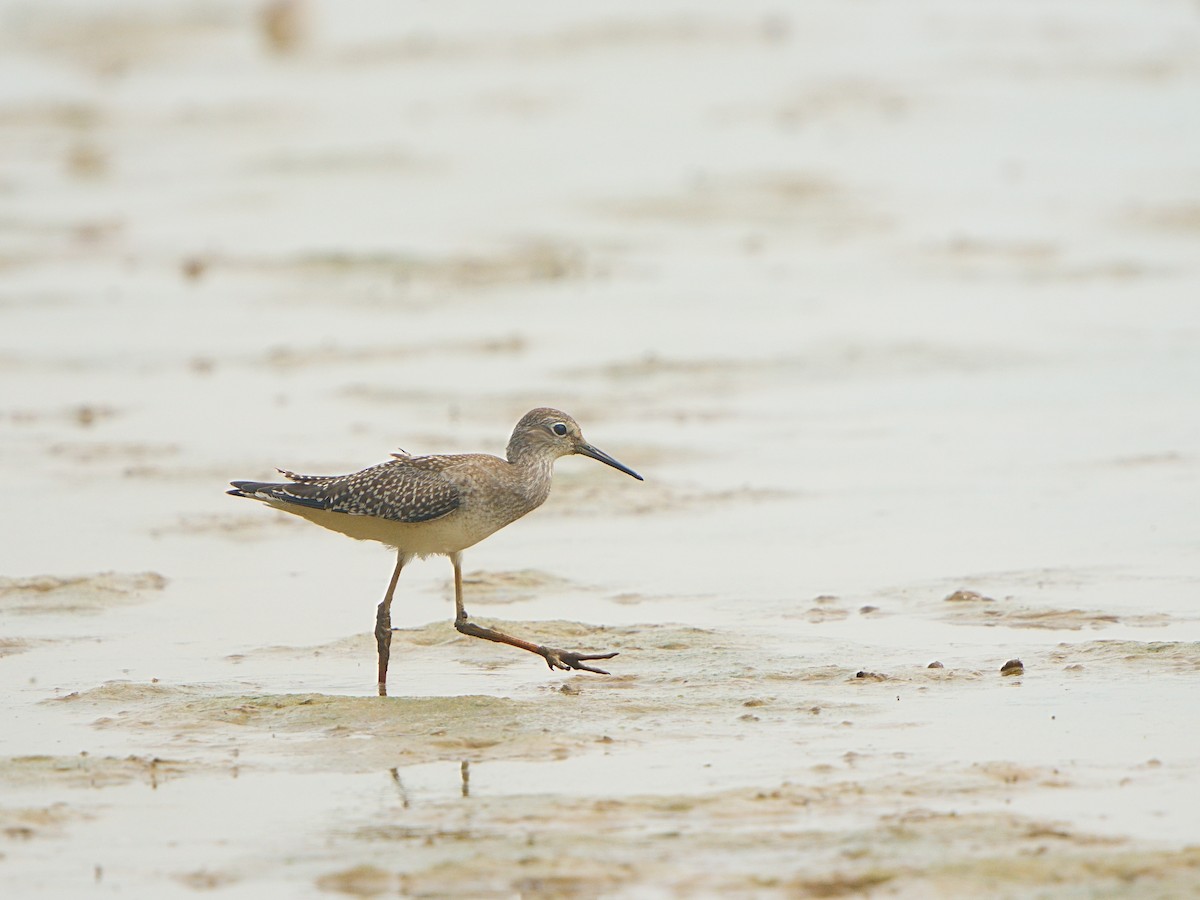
(3, 0), (1200, 896)
(0, 753), (201, 791)
(315, 803), (1200, 899)
(0, 572), (167, 615)
(40, 621), (835, 771)
(16, 618), (1197, 896)
(1050, 640), (1200, 673)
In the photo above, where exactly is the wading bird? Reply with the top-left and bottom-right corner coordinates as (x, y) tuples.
(228, 408), (643, 695)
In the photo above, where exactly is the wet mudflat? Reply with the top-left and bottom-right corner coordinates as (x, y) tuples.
(3, 0), (1200, 896)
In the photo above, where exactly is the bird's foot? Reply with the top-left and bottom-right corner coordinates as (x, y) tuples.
(540, 647), (618, 675)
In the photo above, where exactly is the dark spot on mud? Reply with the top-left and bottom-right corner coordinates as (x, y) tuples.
(1000, 659), (1025, 676)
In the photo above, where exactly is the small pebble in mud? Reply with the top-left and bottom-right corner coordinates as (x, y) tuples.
(67, 142), (107, 178)
(944, 589), (995, 603)
(859, 605), (879, 614)
(558, 683), (580, 695)
(72, 404), (117, 427)
(1000, 658), (1025, 676)
(181, 257), (208, 281)
(927, 661), (944, 669)
(260, 0), (309, 54)
(854, 670), (886, 681)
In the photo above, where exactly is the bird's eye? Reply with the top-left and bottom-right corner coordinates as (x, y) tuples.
(551, 423), (568, 436)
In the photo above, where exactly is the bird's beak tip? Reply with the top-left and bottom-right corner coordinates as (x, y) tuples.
(577, 442), (643, 482)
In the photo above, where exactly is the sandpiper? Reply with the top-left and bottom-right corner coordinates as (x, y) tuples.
(228, 408), (642, 695)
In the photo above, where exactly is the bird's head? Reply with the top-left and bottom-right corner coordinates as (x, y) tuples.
(509, 407), (643, 481)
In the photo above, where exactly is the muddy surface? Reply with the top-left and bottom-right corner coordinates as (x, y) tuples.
(3, 0), (1200, 896)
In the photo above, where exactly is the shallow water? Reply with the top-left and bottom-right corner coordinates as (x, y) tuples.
(3, 0), (1200, 896)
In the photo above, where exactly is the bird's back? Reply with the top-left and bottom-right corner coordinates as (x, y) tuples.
(229, 451), (553, 556)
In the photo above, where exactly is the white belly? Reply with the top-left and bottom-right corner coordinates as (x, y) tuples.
(262, 501), (525, 557)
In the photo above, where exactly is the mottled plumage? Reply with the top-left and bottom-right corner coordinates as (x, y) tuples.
(228, 407), (643, 693)
(232, 457), (462, 524)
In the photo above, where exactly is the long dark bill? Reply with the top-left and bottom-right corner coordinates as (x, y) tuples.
(578, 443), (644, 481)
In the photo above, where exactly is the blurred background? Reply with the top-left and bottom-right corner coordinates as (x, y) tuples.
(5, 0), (1197, 590)
(3, 0), (1200, 895)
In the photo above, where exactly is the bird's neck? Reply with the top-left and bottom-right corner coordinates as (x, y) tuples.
(506, 447), (556, 506)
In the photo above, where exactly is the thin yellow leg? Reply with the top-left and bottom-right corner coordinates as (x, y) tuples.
(375, 551), (407, 696)
(450, 552), (617, 674)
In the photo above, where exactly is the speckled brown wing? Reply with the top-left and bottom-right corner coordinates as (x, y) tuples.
(229, 457), (461, 523)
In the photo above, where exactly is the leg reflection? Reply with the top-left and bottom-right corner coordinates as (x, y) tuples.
(389, 767), (410, 809)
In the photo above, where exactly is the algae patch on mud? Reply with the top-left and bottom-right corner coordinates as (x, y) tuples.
(49, 681), (598, 769)
(0, 754), (197, 790)
(233, 619), (736, 675)
(1049, 640), (1200, 672)
(40, 619), (860, 774)
(0, 637), (34, 658)
(937, 587), (1161, 632)
(316, 787), (1200, 897)
(0, 802), (83, 842)
(458, 568), (576, 605)
(0, 571), (166, 615)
